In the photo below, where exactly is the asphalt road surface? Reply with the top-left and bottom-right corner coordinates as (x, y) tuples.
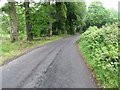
(2, 35), (97, 88)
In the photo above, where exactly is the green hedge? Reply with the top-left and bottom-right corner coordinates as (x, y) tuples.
(78, 23), (119, 88)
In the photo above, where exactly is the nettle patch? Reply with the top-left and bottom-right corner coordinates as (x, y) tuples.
(78, 23), (119, 88)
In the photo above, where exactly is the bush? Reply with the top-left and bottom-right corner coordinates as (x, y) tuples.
(78, 23), (119, 88)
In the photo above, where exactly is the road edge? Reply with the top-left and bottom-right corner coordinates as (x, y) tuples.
(76, 42), (102, 88)
(1, 35), (72, 66)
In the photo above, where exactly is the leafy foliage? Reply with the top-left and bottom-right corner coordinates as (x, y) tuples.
(1, 1), (86, 39)
(78, 23), (119, 88)
(55, 2), (67, 34)
(85, 1), (118, 28)
(65, 2), (86, 34)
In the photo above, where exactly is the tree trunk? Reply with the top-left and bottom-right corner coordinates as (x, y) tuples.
(9, 2), (18, 43)
(48, 1), (52, 36)
(49, 22), (52, 36)
(24, 1), (33, 41)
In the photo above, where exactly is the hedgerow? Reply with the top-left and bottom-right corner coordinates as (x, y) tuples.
(78, 23), (119, 88)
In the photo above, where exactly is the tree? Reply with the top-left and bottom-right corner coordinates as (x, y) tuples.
(24, 0), (33, 41)
(29, 2), (56, 37)
(108, 9), (118, 24)
(74, 1), (86, 33)
(55, 2), (67, 34)
(86, 1), (111, 28)
(65, 2), (86, 34)
(8, 2), (18, 43)
(1, 1), (87, 42)
(48, 1), (53, 36)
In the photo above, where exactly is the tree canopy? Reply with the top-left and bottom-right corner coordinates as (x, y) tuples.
(1, 1), (118, 42)
(85, 1), (118, 28)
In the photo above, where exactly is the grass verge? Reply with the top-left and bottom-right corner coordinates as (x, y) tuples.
(78, 41), (101, 87)
(1, 35), (69, 65)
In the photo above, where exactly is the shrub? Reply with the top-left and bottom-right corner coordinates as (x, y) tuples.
(78, 23), (119, 88)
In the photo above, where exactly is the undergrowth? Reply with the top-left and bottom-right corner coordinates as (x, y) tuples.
(78, 23), (119, 88)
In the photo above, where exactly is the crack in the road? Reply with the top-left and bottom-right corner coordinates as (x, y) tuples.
(35, 42), (67, 88)
(2, 35), (97, 88)
(17, 41), (63, 88)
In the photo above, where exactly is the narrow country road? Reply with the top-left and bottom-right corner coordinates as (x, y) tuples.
(2, 35), (97, 88)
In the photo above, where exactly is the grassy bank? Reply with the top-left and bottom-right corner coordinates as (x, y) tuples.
(1, 35), (69, 65)
(78, 23), (119, 88)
